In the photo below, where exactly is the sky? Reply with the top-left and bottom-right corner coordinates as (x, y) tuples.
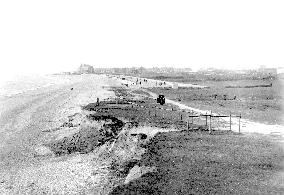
(0, 0), (284, 81)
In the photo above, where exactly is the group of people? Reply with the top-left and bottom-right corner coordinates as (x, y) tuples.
(121, 76), (169, 88)
(135, 78), (149, 85)
(212, 94), (237, 100)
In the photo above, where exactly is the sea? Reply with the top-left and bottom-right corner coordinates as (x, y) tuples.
(0, 74), (73, 98)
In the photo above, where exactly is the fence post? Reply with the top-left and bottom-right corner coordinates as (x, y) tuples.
(209, 111), (212, 134)
(97, 97), (100, 106)
(217, 115), (220, 130)
(229, 112), (231, 131)
(187, 118), (189, 130)
(239, 114), (241, 134)
(180, 113), (183, 121)
(205, 115), (208, 126)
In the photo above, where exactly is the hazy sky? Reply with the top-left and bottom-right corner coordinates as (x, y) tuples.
(0, 0), (283, 80)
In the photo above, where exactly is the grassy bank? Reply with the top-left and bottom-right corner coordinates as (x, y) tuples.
(43, 86), (284, 194)
(147, 79), (283, 125)
(85, 86), (283, 194)
(110, 131), (284, 194)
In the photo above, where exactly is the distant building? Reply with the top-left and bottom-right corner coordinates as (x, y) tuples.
(258, 67), (277, 75)
(77, 64), (95, 74)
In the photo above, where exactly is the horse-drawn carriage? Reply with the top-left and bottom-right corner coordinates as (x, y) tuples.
(157, 95), (165, 105)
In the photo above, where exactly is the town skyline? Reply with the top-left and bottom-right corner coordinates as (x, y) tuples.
(1, 0), (284, 81)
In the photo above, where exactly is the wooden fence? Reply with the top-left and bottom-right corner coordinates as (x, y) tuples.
(96, 97), (242, 133)
(128, 102), (242, 133)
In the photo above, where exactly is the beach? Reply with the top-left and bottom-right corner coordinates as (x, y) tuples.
(0, 74), (283, 194)
(0, 74), (116, 194)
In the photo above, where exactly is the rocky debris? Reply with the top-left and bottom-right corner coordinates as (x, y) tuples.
(61, 121), (74, 128)
(124, 165), (156, 184)
(107, 130), (150, 179)
(68, 113), (83, 125)
(60, 113), (84, 128)
(87, 114), (125, 135)
(110, 159), (139, 176)
(47, 114), (125, 156)
(130, 133), (148, 148)
(130, 133), (147, 140)
(34, 146), (54, 157)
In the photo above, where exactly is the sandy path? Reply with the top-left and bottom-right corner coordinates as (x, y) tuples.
(0, 74), (116, 194)
(114, 75), (284, 136)
(162, 96), (284, 135)
(113, 75), (284, 192)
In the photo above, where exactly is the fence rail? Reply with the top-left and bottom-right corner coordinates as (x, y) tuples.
(128, 101), (242, 133)
(96, 97), (242, 133)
